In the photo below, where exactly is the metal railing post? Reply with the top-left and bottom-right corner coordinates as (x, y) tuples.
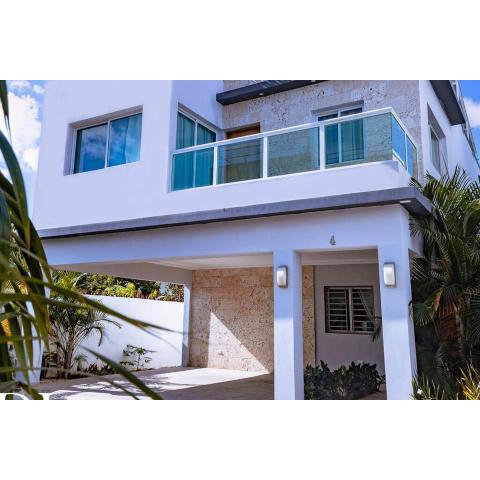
(262, 136), (268, 178)
(319, 125), (326, 170)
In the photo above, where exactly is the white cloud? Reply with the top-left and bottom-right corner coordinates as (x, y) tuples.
(9, 80), (32, 91)
(21, 147), (39, 171)
(0, 92), (41, 172)
(464, 97), (480, 129)
(32, 84), (45, 95)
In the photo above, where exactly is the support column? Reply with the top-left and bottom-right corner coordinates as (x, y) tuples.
(378, 245), (417, 399)
(181, 284), (192, 367)
(273, 250), (304, 400)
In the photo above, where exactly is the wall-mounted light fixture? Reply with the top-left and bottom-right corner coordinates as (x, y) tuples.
(276, 266), (288, 288)
(383, 262), (396, 287)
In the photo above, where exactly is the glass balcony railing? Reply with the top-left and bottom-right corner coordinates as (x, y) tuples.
(171, 108), (418, 191)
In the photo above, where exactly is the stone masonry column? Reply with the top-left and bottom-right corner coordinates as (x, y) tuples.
(273, 250), (304, 400)
(181, 284), (192, 367)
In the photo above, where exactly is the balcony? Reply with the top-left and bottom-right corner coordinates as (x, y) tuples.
(171, 108), (418, 192)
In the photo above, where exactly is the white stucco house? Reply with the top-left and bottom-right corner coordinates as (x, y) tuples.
(33, 80), (479, 399)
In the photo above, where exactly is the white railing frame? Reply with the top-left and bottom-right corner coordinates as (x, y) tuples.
(172, 107), (418, 188)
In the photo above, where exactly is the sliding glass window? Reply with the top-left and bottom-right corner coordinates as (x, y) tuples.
(321, 107), (364, 166)
(173, 112), (216, 190)
(74, 112), (142, 173)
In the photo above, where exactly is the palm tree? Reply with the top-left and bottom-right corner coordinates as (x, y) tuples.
(49, 271), (121, 378)
(410, 167), (480, 388)
(0, 80), (162, 398)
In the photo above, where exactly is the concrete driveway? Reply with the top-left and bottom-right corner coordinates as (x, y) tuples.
(34, 367), (274, 400)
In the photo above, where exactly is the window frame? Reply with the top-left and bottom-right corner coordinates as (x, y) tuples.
(325, 286), (376, 335)
(429, 124), (445, 174)
(68, 107), (143, 175)
(177, 108), (218, 148)
(317, 106), (365, 166)
(171, 108), (219, 191)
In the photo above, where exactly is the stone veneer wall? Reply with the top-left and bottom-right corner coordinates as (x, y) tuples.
(189, 266), (316, 372)
(222, 80), (423, 177)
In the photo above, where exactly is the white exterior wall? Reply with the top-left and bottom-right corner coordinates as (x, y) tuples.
(314, 264), (385, 374)
(419, 80), (479, 180)
(33, 80), (223, 230)
(43, 205), (420, 268)
(34, 81), (414, 232)
(79, 295), (184, 369)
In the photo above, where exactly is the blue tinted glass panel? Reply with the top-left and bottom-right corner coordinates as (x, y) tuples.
(196, 123), (216, 146)
(176, 112), (195, 149)
(172, 147), (214, 190)
(173, 152), (194, 190)
(341, 119), (364, 163)
(392, 116), (406, 164)
(406, 137), (418, 178)
(194, 149), (214, 187)
(325, 124), (339, 165)
(268, 127), (319, 176)
(218, 139), (262, 184)
(74, 123), (108, 173)
(107, 113), (142, 167)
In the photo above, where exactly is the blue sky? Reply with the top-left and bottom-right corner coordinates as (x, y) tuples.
(1, 80), (480, 211)
(0, 80), (46, 209)
(459, 81), (480, 151)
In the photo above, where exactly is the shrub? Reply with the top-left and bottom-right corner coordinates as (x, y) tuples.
(120, 344), (155, 371)
(304, 361), (385, 400)
(413, 364), (480, 399)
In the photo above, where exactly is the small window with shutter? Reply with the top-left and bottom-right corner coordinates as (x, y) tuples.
(325, 286), (375, 334)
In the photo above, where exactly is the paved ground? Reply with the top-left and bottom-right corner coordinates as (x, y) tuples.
(34, 367), (274, 400)
(33, 367), (387, 400)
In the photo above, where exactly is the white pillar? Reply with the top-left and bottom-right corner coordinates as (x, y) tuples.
(181, 284), (192, 367)
(273, 249), (304, 400)
(378, 244), (417, 399)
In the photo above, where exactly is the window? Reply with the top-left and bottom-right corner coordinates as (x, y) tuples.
(176, 111), (216, 149)
(173, 111), (217, 190)
(73, 112), (142, 174)
(430, 126), (442, 173)
(325, 286), (375, 334)
(319, 107), (364, 166)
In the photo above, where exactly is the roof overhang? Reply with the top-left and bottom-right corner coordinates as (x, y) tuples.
(216, 80), (325, 105)
(430, 80), (466, 125)
(38, 187), (431, 240)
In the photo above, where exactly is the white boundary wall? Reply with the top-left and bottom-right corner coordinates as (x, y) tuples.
(79, 296), (184, 369)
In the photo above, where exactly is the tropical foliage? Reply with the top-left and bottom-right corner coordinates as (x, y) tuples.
(410, 167), (480, 398)
(49, 271), (121, 378)
(413, 365), (480, 400)
(73, 273), (184, 302)
(0, 80), (162, 399)
(304, 361), (384, 400)
(120, 344), (155, 371)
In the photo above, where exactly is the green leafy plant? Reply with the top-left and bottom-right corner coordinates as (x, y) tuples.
(120, 344), (155, 371)
(410, 168), (480, 395)
(413, 364), (480, 400)
(73, 272), (184, 301)
(49, 271), (121, 378)
(86, 361), (115, 376)
(304, 361), (385, 400)
(74, 353), (88, 372)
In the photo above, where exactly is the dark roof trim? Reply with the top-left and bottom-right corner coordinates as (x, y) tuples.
(430, 80), (466, 125)
(39, 187), (431, 240)
(216, 80), (325, 105)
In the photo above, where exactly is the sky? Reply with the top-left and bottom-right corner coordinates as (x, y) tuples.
(0, 80), (45, 209)
(2, 80), (480, 212)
